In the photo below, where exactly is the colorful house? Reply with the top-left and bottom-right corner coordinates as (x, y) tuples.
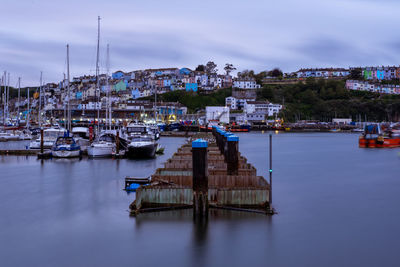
(185, 83), (198, 92)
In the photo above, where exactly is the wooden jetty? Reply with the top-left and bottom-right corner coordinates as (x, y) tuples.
(130, 127), (273, 216)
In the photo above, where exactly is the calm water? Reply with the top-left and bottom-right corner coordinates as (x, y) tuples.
(1, 133), (400, 267)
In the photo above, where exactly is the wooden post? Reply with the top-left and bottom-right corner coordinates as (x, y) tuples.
(40, 128), (44, 154)
(116, 130), (120, 156)
(269, 134), (272, 206)
(226, 134), (239, 175)
(192, 139), (208, 217)
(89, 126), (93, 143)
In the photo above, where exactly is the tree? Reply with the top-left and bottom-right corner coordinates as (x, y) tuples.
(237, 69), (255, 78)
(224, 63), (236, 75)
(195, 65), (205, 72)
(205, 61), (218, 75)
(349, 68), (362, 80)
(268, 68), (283, 78)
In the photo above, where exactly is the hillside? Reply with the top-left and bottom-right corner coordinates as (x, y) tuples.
(257, 79), (400, 122)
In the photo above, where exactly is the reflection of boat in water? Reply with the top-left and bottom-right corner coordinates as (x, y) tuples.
(359, 124), (400, 148)
(29, 128), (65, 149)
(52, 136), (81, 158)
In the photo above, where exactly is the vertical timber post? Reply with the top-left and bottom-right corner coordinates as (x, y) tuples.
(89, 126), (93, 143)
(227, 134), (239, 175)
(269, 134), (272, 206)
(116, 130), (120, 156)
(40, 128), (44, 154)
(192, 139), (208, 217)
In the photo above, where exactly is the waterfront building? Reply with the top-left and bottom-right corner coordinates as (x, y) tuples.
(244, 101), (282, 117)
(205, 106), (230, 124)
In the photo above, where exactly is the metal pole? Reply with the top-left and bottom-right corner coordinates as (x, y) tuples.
(269, 134), (272, 205)
(67, 44), (71, 132)
(96, 16), (101, 136)
(27, 87), (30, 129)
(17, 77), (20, 126)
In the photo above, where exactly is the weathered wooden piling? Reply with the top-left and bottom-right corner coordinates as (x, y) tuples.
(192, 139), (209, 217)
(116, 131), (120, 156)
(37, 128), (51, 159)
(226, 135), (239, 175)
(130, 131), (273, 215)
(40, 128), (44, 154)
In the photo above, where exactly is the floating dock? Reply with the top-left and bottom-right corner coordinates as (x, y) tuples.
(130, 127), (273, 215)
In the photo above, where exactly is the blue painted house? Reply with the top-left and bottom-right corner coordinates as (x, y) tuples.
(180, 68), (191, 75)
(185, 83), (198, 92)
(377, 70), (385, 80)
(131, 88), (141, 99)
(112, 71), (124, 80)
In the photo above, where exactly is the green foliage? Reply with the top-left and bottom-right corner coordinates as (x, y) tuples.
(142, 88), (232, 113)
(257, 79), (400, 122)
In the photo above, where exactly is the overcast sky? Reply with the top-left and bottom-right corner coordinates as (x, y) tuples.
(1, 0), (400, 86)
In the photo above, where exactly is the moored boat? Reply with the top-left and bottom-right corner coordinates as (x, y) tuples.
(126, 135), (157, 158)
(29, 128), (65, 149)
(359, 124), (400, 148)
(52, 136), (81, 158)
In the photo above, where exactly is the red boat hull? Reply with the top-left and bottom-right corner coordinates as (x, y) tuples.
(359, 137), (400, 148)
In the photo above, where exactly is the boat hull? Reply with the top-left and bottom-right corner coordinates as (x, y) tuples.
(52, 149), (81, 158)
(87, 144), (114, 158)
(126, 144), (157, 158)
(359, 137), (400, 148)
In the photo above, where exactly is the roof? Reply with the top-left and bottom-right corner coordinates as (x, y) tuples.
(246, 100), (270, 105)
(297, 68), (349, 72)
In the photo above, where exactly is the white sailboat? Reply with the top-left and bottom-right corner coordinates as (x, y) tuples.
(88, 22), (118, 158)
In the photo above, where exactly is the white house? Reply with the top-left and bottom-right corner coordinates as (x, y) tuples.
(206, 106), (230, 124)
(233, 78), (261, 89)
(244, 101), (282, 117)
(225, 96), (237, 110)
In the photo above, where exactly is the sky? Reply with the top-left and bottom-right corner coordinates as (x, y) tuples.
(1, 0), (400, 86)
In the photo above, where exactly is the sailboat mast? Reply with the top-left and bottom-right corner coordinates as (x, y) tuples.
(154, 87), (157, 123)
(17, 77), (21, 125)
(96, 16), (101, 135)
(27, 87), (30, 129)
(6, 72), (10, 123)
(67, 44), (71, 132)
(39, 71), (42, 128)
(106, 43), (110, 130)
(2, 73), (4, 129)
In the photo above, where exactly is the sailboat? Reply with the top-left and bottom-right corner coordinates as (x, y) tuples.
(88, 21), (120, 158)
(51, 44), (81, 158)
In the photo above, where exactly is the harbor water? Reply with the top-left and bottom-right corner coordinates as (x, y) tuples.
(1, 133), (400, 267)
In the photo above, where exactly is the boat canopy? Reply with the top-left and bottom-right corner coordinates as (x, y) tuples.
(364, 124), (381, 135)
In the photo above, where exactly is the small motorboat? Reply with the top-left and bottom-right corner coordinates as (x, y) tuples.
(52, 136), (81, 158)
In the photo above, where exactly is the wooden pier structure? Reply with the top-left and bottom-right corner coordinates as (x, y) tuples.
(130, 127), (273, 215)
